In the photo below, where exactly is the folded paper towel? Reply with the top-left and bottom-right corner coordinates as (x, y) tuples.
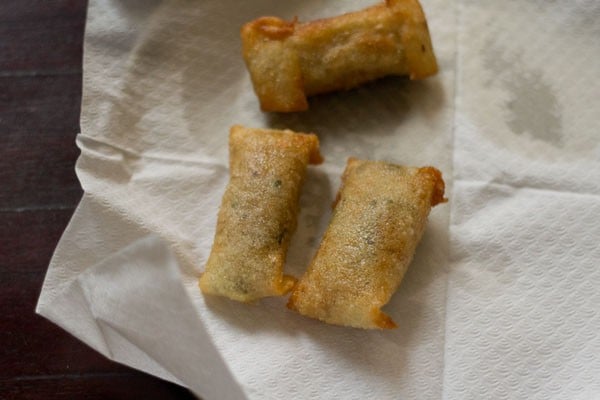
(37, 0), (599, 399)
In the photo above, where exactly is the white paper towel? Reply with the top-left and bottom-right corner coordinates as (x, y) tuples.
(37, 0), (599, 399)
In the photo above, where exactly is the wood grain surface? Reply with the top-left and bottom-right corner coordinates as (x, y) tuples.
(0, 1), (197, 398)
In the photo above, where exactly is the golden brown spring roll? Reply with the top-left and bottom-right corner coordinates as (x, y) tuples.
(200, 125), (322, 302)
(241, 0), (438, 112)
(287, 158), (445, 328)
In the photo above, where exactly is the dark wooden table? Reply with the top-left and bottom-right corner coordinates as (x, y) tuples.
(0, 1), (197, 398)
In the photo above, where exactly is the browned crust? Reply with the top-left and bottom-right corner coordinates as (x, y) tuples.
(287, 158), (446, 329)
(241, 0), (438, 112)
(419, 166), (448, 206)
(242, 16), (297, 41)
(199, 125), (322, 302)
(387, 0), (438, 79)
(241, 18), (307, 112)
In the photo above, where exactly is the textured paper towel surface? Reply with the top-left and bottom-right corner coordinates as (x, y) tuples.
(36, 0), (599, 399)
(445, 1), (600, 399)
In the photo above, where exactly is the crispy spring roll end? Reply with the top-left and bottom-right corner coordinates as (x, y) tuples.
(199, 273), (296, 303)
(420, 166), (447, 206)
(286, 294), (399, 329)
(241, 18), (308, 112)
(367, 308), (398, 329)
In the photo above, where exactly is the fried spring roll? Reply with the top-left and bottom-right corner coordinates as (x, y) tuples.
(241, 0), (438, 112)
(200, 125), (322, 302)
(287, 158), (446, 329)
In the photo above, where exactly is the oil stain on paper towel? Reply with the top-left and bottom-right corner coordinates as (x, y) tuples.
(483, 41), (563, 147)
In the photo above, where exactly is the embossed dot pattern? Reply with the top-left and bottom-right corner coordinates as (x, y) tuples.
(448, 1), (600, 397)
(446, 182), (600, 399)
